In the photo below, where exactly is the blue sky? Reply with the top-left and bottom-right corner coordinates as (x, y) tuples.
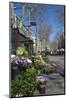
(13, 3), (64, 42)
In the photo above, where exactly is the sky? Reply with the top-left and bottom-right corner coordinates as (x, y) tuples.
(12, 2), (64, 43)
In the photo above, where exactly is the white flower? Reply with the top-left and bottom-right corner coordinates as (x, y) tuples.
(27, 58), (32, 64)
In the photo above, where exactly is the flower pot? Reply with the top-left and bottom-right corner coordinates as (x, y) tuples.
(38, 85), (46, 94)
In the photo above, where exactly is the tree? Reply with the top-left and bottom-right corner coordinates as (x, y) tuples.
(55, 6), (65, 32)
(37, 23), (52, 50)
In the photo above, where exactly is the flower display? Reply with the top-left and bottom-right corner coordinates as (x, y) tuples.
(33, 55), (45, 70)
(16, 47), (25, 56)
(16, 47), (28, 56)
(11, 56), (32, 67)
(36, 76), (49, 94)
(36, 76), (49, 82)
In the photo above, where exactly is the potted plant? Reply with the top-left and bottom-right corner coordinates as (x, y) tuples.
(36, 76), (49, 94)
(34, 55), (44, 71)
(11, 67), (37, 97)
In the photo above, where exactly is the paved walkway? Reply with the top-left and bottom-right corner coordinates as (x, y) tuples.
(46, 73), (64, 95)
(34, 55), (65, 96)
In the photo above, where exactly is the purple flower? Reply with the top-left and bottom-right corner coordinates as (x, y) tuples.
(11, 56), (26, 64)
(43, 76), (49, 81)
(38, 76), (49, 82)
(11, 56), (32, 67)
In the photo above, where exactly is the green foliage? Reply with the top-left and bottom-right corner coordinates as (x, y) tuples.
(16, 47), (28, 56)
(23, 50), (28, 56)
(11, 79), (22, 97)
(33, 55), (44, 70)
(16, 47), (24, 56)
(43, 57), (49, 63)
(20, 67), (37, 96)
(34, 62), (44, 71)
(11, 67), (37, 97)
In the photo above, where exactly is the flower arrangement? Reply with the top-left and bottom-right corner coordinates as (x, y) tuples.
(11, 56), (27, 66)
(16, 47), (28, 56)
(36, 76), (49, 84)
(11, 56), (32, 67)
(36, 76), (49, 94)
(33, 55), (45, 70)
